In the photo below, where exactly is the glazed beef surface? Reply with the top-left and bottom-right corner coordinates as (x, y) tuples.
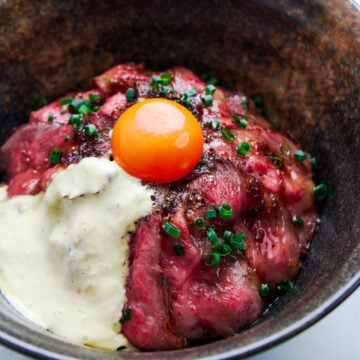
(0, 63), (318, 351)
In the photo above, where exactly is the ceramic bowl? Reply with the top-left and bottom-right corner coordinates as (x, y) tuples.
(0, 0), (359, 359)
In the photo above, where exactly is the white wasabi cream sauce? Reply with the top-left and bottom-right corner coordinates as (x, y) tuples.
(0, 157), (154, 350)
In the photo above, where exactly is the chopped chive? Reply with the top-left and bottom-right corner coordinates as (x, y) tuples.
(237, 141), (251, 155)
(268, 155), (283, 169)
(125, 88), (137, 102)
(216, 243), (232, 257)
(49, 147), (62, 167)
(229, 255), (237, 263)
(207, 119), (220, 130)
(64, 134), (70, 141)
(193, 217), (205, 230)
(205, 84), (216, 94)
(180, 94), (191, 107)
(173, 242), (185, 256)
(119, 306), (131, 324)
(47, 114), (54, 122)
(233, 114), (248, 129)
(223, 230), (232, 242)
(184, 86), (197, 97)
(280, 142), (291, 156)
(160, 73), (171, 85)
(276, 280), (294, 292)
(78, 103), (92, 114)
(292, 215), (304, 227)
(164, 221), (181, 238)
(219, 203), (232, 219)
(207, 228), (219, 247)
(204, 252), (220, 267)
(88, 93), (102, 103)
(229, 232), (247, 250)
(259, 283), (270, 297)
(314, 183), (328, 201)
(205, 209), (217, 220)
(150, 75), (160, 91)
(294, 150), (307, 161)
(85, 124), (99, 137)
(68, 98), (86, 113)
(68, 113), (84, 130)
(201, 93), (213, 106)
(59, 97), (73, 106)
(221, 128), (235, 142)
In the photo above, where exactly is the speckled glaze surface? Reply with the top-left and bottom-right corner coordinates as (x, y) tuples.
(0, 0), (359, 359)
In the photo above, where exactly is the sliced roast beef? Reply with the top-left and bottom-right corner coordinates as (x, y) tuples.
(0, 63), (319, 351)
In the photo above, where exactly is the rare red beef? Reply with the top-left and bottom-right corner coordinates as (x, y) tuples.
(0, 63), (319, 351)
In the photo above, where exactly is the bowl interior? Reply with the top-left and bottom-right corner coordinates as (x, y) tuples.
(0, 0), (359, 359)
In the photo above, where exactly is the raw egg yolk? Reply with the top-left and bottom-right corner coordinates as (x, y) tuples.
(111, 98), (204, 183)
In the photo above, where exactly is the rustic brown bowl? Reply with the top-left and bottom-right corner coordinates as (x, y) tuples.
(0, 0), (359, 359)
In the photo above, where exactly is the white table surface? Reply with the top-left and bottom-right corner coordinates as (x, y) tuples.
(0, 286), (358, 360)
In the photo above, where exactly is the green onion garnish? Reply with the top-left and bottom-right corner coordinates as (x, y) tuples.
(229, 232), (246, 250)
(237, 141), (251, 155)
(193, 217), (205, 230)
(276, 280), (294, 292)
(119, 306), (131, 324)
(205, 209), (217, 220)
(173, 242), (185, 256)
(280, 142), (291, 156)
(223, 230), (232, 242)
(207, 119), (220, 130)
(48, 114), (54, 122)
(180, 87), (197, 107)
(163, 222), (181, 238)
(292, 215), (304, 227)
(219, 203), (232, 219)
(64, 134), (70, 141)
(160, 73), (171, 85)
(125, 88), (136, 102)
(184, 86), (197, 97)
(216, 243), (232, 257)
(207, 228), (219, 247)
(259, 283), (270, 297)
(68, 113), (84, 130)
(116, 346), (127, 351)
(204, 252), (220, 267)
(314, 183), (328, 201)
(88, 93), (102, 103)
(294, 150), (307, 161)
(78, 103), (92, 114)
(205, 84), (216, 94)
(201, 94), (213, 106)
(233, 115), (248, 129)
(268, 155), (283, 169)
(85, 124), (99, 137)
(221, 128), (235, 142)
(59, 97), (73, 106)
(49, 147), (62, 167)
(229, 255), (237, 263)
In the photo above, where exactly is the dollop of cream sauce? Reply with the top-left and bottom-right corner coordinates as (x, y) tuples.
(0, 157), (154, 350)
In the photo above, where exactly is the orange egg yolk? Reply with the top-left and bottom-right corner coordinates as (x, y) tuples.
(111, 98), (204, 183)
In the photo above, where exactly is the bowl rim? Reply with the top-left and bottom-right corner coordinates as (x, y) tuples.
(0, 275), (359, 360)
